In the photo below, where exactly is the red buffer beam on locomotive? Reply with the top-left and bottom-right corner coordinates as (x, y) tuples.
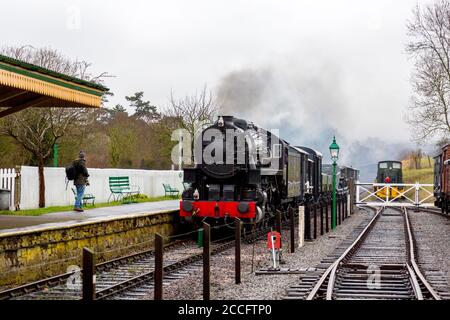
(180, 200), (257, 219)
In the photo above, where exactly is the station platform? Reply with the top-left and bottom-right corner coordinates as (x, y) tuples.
(0, 200), (179, 234)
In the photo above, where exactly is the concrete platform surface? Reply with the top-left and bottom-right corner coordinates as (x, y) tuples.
(0, 200), (179, 234)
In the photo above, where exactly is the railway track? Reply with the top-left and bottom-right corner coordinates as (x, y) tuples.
(0, 219), (284, 300)
(0, 238), (190, 300)
(286, 207), (442, 300)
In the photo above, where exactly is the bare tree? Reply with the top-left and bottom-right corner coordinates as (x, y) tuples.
(413, 148), (423, 169)
(406, 1), (450, 143)
(0, 46), (109, 207)
(165, 85), (218, 164)
(0, 109), (93, 207)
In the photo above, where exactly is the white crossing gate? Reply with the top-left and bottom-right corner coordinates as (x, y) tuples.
(355, 182), (434, 207)
(0, 168), (16, 210)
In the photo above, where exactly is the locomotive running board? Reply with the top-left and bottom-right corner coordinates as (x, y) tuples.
(355, 182), (434, 207)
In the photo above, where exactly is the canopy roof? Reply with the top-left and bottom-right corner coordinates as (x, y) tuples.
(0, 54), (108, 118)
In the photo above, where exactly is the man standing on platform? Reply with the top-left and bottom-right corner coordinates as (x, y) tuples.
(73, 151), (89, 212)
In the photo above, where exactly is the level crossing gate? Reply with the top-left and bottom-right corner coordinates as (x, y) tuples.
(355, 182), (434, 207)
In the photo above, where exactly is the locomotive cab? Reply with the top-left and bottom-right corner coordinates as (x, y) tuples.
(375, 160), (403, 200)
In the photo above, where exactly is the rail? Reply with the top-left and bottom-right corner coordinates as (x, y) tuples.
(306, 207), (383, 300)
(0, 214), (295, 300)
(306, 206), (441, 300)
(403, 207), (441, 300)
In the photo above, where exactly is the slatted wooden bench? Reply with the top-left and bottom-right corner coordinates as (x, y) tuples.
(109, 176), (140, 203)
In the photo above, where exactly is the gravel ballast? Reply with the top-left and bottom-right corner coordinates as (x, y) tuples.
(145, 207), (371, 300)
(408, 210), (450, 296)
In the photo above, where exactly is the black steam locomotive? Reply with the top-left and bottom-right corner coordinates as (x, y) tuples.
(179, 116), (349, 226)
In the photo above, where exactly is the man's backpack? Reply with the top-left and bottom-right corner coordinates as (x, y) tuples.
(65, 164), (77, 181)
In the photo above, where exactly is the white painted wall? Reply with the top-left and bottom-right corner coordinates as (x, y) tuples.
(19, 166), (184, 209)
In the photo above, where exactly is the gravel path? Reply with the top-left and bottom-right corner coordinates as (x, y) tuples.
(408, 210), (450, 296)
(143, 207), (371, 300)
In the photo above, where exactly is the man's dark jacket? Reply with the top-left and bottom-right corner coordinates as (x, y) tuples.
(73, 159), (89, 186)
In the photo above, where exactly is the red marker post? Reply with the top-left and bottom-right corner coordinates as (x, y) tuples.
(267, 231), (281, 269)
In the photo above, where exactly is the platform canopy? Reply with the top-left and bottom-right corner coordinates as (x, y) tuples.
(0, 54), (108, 118)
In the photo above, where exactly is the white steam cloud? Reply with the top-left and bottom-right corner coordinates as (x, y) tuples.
(216, 61), (413, 181)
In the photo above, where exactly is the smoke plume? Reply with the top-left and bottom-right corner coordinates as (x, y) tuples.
(216, 62), (411, 181)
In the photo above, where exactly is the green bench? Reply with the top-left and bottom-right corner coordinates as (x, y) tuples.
(163, 183), (179, 198)
(71, 188), (95, 206)
(109, 176), (140, 203)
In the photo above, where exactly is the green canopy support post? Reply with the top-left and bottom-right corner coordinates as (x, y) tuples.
(53, 143), (58, 167)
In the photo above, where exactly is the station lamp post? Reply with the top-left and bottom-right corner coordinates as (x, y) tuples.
(329, 136), (340, 230)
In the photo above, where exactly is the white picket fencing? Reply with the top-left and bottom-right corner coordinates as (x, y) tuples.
(0, 168), (16, 210)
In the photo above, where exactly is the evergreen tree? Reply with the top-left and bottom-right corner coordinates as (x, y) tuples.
(126, 91), (160, 123)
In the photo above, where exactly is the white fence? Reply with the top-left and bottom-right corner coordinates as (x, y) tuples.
(356, 182), (434, 207)
(0, 168), (16, 210)
(18, 166), (184, 210)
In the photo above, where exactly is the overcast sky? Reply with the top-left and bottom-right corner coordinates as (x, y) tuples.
(0, 0), (436, 170)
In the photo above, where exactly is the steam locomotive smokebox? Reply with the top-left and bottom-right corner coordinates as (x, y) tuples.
(0, 189), (11, 210)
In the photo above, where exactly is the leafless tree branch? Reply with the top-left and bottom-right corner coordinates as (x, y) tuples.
(406, 0), (450, 144)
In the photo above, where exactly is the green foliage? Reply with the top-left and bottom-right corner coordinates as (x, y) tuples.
(108, 113), (138, 167)
(0, 135), (30, 167)
(111, 104), (127, 113)
(0, 93), (179, 170)
(126, 91), (159, 123)
(0, 88), (188, 171)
